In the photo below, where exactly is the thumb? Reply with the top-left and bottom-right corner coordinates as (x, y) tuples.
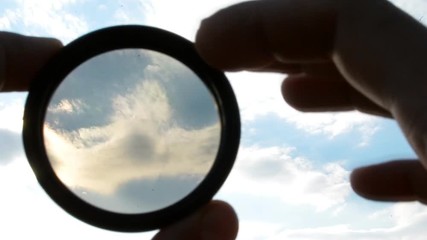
(152, 200), (238, 240)
(350, 160), (427, 203)
(0, 32), (62, 91)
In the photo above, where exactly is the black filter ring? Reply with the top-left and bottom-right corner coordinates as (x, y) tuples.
(23, 25), (240, 232)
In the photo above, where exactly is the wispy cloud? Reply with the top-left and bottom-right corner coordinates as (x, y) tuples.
(223, 145), (350, 211)
(43, 49), (220, 212)
(0, 129), (22, 165)
(1, 0), (88, 42)
(0, 95), (25, 133)
(0, 158), (157, 239)
(144, 0), (242, 40)
(275, 203), (427, 240)
(236, 202), (427, 240)
(391, 0), (427, 25)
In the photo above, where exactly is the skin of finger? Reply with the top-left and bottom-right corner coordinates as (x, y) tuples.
(351, 160), (427, 203)
(196, 0), (427, 204)
(0, 32), (63, 92)
(332, 0), (427, 167)
(332, 0), (427, 110)
(195, 0), (395, 117)
(282, 76), (392, 118)
(283, 61), (391, 117)
(195, 0), (337, 70)
(196, 1), (275, 71)
(152, 200), (238, 240)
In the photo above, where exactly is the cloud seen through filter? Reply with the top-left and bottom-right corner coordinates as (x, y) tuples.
(43, 49), (221, 213)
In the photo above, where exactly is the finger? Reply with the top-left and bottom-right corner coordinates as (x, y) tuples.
(351, 160), (427, 204)
(195, 0), (336, 70)
(196, 0), (427, 167)
(282, 76), (392, 118)
(152, 200), (238, 240)
(332, 1), (427, 168)
(283, 61), (391, 117)
(0, 32), (63, 91)
(195, 0), (427, 108)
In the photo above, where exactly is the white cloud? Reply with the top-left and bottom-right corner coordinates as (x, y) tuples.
(45, 117), (220, 213)
(43, 49), (221, 213)
(236, 221), (283, 240)
(44, 86), (220, 194)
(144, 0), (242, 40)
(390, 0), (427, 25)
(48, 99), (85, 113)
(390, 202), (427, 228)
(223, 145), (351, 211)
(0, 157), (157, 240)
(111, 0), (147, 25)
(0, 96), (25, 133)
(2, 0), (88, 42)
(0, 9), (19, 29)
(234, 202), (427, 240)
(274, 203), (427, 240)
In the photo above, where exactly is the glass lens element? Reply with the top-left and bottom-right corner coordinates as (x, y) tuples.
(43, 49), (220, 214)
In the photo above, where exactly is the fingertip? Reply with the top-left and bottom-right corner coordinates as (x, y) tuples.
(0, 33), (63, 91)
(38, 37), (63, 50)
(281, 77), (302, 109)
(30, 36), (63, 48)
(280, 76), (351, 112)
(195, 1), (272, 71)
(349, 161), (422, 202)
(152, 200), (238, 240)
(195, 7), (239, 69)
(194, 17), (218, 67)
(349, 166), (372, 198)
(349, 164), (404, 201)
(201, 200), (239, 240)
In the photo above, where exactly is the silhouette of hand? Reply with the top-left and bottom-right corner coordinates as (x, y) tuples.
(196, 0), (427, 204)
(0, 32), (62, 91)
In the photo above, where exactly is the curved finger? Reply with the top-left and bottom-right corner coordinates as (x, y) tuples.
(152, 200), (238, 240)
(195, 0), (336, 70)
(282, 76), (392, 118)
(351, 160), (427, 204)
(0, 32), (62, 92)
(332, 0), (427, 168)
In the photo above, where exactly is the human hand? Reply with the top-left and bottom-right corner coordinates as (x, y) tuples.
(0, 32), (62, 91)
(195, 0), (427, 203)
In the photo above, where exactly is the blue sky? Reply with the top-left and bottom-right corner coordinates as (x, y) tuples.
(0, 0), (427, 239)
